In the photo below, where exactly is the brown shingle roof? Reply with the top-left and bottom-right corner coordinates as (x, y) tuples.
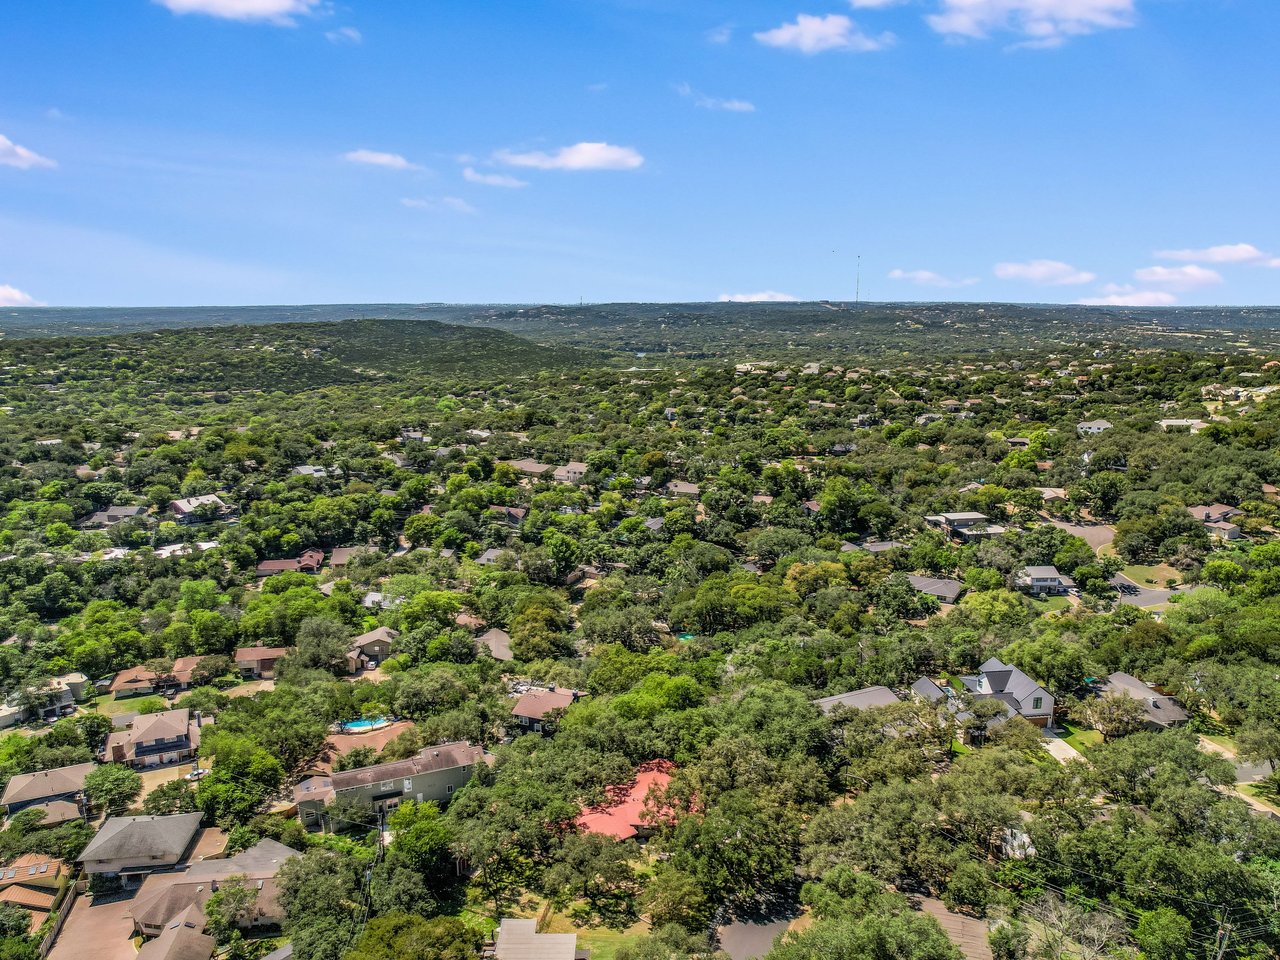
(511, 687), (577, 720)
(1, 762), (94, 808)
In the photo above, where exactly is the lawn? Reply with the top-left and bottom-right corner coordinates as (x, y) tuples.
(1029, 595), (1072, 615)
(1121, 563), (1182, 587)
(539, 909), (649, 960)
(1059, 722), (1103, 754)
(1240, 783), (1280, 814)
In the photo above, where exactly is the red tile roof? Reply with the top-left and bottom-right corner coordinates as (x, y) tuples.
(575, 761), (675, 841)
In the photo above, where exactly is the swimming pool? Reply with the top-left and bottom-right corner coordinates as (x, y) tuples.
(340, 717), (390, 734)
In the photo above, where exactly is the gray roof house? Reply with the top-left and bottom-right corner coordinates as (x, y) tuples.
(79, 813), (204, 881)
(493, 918), (582, 960)
(960, 657), (1054, 727)
(135, 903), (214, 960)
(1102, 672), (1189, 729)
(813, 686), (901, 715)
(294, 742), (487, 828)
(1, 761), (94, 824)
(907, 574), (964, 604)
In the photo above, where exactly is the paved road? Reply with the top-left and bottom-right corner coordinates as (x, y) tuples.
(1110, 573), (1176, 608)
(1199, 736), (1273, 784)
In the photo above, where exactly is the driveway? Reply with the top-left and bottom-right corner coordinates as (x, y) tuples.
(138, 762), (195, 804)
(1041, 731), (1086, 765)
(48, 891), (137, 960)
(1199, 737), (1273, 784)
(1050, 520), (1115, 553)
(916, 897), (993, 960)
(1110, 574), (1175, 608)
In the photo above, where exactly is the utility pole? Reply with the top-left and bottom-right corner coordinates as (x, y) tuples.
(1213, 908), (1232, 960)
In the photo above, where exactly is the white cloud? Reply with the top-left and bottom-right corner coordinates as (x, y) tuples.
(1155, 243), (1273, 265)
(754, 14), (895, 54)
(707, 24), (734, 44)
(1078, 284), (1177, 307)
(995, 259), (1095, 285)
(888, 268), (980, 288)
(676, 83), (756, 113)
(401, 197), (477, 215)
(927, 0), (1135, 48)
(719, 291), (800, 302)
(495, 142), (644, 171)
(325, 26), (362, 44)
(0, 284), (42, 307)
(0, 134), (56, 170)
(153, 0), (321, 25)
(343, 149), (421, 171)
(1133, 264), (1223, 289)
(463, 167), (528, 188)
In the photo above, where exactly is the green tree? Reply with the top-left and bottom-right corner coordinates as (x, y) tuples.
(83, 763), (142, 814)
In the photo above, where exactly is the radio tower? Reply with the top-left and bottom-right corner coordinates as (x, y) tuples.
(855, 256), (861, 306)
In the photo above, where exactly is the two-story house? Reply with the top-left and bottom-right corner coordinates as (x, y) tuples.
(78, 813), (204, 884)
(924, 512), (1008, 543)
(346, 627), (397, 674)
(294, 742), (487, 828)
(1014, 565), (1075, 596)
(552, 462), (588, 484)
(1, 762), (94, 826)
(511, 686), (580, 735)
(959, 658), (1054, 727)
(104, 709), (207, 769)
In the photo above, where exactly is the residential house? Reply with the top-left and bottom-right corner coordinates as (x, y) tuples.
(575, 761), (675, 842)
(664, 480), (701, 498)
(845, 539), (907, 554)
(255, 549), (324, 577)
(553, 462), (588, 484)
(110, 664), (161, 699)
(907, 574), (964, 604)
(136, 904), (215, 960)
(104, 709), (206, 768)
(813, 686), (901, 715)
(1101, 673), (1189, 730)
(235, 645), (290, 679)
(328, 546), (370, 572)
(960, 658), (1054, 727)
(169, 495), (234, 524)
(346, 627), (397, 674)
(1158, 418), (1207, 433)
(0, 853), (67, 934)
(476, 627), (513, 662)
(1, 762), (93, 826)
(1187, 504), (1244, 540)
(502, 458), (554, 478)
(511, 686), (580, 735)
(1014, 566), (1075, 596)
(642, 517), (664, 533)
(78, 813), (204, 883)
(294, 742), (486, 827)
(1076, 419), (1113, 436)
(489, 505), (527, 527)
(129, 838), (299, 938)
(83, 505), (147, 529)
(1033, 487), (1069, 505)
(924, 512), (1008, 542)
(492, 918), (583, 960)
(475, 547), (507, 567)
(25, 672), (91, 722)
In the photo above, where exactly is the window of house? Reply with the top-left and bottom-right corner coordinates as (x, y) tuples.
(380, 780), (395, 790)
(1032, 697), (1043, 710)
(519, 716), (528, 725)
(447, 784), (454, 794)
(403, 779), (412, 793)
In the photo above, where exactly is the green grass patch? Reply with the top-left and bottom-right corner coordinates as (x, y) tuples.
(1058, 722), (1103, 754)
(1201, 733), (1237, 753)
(1028, 595), (1072, 614)
(1240, 783), (1280, 813)
(1121, 563), (1181, 587)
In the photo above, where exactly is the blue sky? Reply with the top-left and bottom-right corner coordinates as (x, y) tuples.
(1, 0), (1277, 307)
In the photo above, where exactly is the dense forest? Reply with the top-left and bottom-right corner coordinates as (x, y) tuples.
(1, 307), (1279, 960)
